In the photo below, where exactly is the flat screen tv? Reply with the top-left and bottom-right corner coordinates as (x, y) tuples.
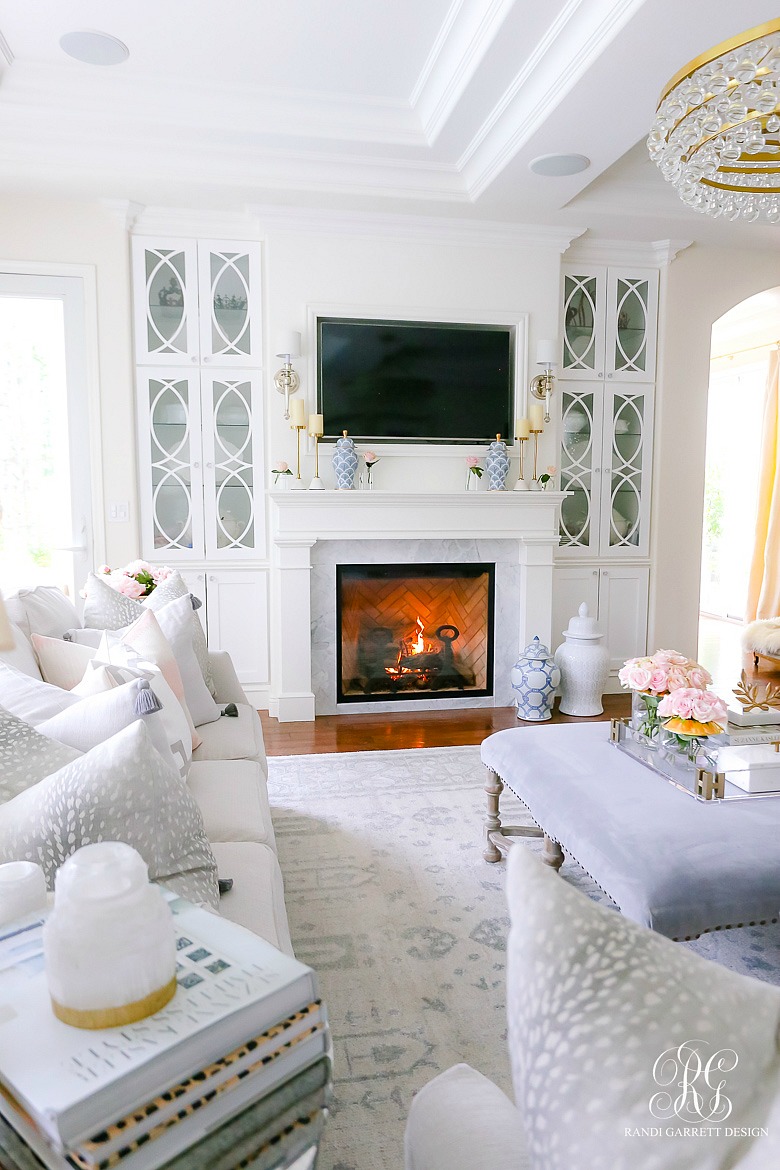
(317, 317), (514, 443)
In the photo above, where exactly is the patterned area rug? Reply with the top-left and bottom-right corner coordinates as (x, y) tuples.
(267, 745), (780, 1170)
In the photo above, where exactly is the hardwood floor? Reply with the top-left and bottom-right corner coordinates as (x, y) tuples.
(260, 694), (632, 756)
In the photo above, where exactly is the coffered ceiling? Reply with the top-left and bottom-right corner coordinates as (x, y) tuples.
(0, 0), (779, 244)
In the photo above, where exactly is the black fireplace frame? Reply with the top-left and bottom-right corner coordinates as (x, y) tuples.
(336, 562), (496, 703)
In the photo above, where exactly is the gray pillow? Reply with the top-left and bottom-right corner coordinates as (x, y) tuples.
(81, 572), (145, 630)
(145, 572), (214, 696)
(0, 721), (219, 909)
(0, 708), (82, 802)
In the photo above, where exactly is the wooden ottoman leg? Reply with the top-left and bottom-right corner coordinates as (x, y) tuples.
(483, 767), (504, 862)
(542, 835), (564, 871)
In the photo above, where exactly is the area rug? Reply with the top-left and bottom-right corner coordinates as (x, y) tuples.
(267, 745), (780, 1170)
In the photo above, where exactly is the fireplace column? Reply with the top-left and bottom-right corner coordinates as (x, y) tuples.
(517, 535), (557, 650)
(269, 537), (317, 722)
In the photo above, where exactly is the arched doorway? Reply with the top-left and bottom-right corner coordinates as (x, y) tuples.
(698, 287), (780, 685)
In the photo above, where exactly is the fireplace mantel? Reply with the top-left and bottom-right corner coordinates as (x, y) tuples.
(270, 490), (567, 543)
(268, 491), (566, 722)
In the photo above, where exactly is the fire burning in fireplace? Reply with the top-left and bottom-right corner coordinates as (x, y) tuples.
(337, 563), (495, 703)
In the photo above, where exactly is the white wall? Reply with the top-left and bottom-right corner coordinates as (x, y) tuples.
(650, 242), (780, 658)
(262, 224), (562, 493)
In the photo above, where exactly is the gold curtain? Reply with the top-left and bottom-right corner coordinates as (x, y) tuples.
(747, 348), (780, 620)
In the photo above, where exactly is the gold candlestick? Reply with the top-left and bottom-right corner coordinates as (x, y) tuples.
(513, 435), (529, 491)
(290, 421), (307, 489)
(530, 426), (543, 482)
(308, 416), (325, 490)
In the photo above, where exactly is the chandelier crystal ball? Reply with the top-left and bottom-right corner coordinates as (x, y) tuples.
(648, 19), (780, 221)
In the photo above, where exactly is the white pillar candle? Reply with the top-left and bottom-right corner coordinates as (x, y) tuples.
(536, 339), (557, 366)
(529, 403), (545, 430)
(515, 417), (530, 440)
(290, 398), (306, 427)
(308, 413), (324, 435)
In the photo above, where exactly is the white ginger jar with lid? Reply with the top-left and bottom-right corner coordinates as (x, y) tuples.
(554, 602), (610, 717)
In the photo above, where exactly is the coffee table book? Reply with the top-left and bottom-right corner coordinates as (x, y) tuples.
(0, 899), (321, 1152)
(0, 1057), (331, 1170)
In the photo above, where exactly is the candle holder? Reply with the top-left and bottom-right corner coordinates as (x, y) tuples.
(513, 436), (529, 491)
(290, 420), (307, 490)
(530, 426), (543, 483)
(308, 422), (325, 490)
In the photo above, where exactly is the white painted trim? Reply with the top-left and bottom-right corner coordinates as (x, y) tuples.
(100, 199), (144, 231)
(132, 207), (262, 240)
(460, 0), (647, 198)
(304, 300), (529, 453)
(246, 204), (585, 251)
(0, 260), (105, 568)
(0, 30), (14, 67)
(412, 0), (515, 143)
(243, 683), (269, 711)
(564, 237), (692, 268)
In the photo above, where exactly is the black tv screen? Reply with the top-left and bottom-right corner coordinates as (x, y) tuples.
(317, 317), (514, 443)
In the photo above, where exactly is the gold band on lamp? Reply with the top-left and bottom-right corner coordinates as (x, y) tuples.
(0, 593), (14, 652)
(51, 976), (177, 1030)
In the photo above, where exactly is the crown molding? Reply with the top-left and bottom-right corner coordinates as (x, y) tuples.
(562, 236), (692, 267)
(246, 204), (585, 250)
(411, 0), (515, 143)
(459, 0), (647, 199)
(130, 206), (261, 238)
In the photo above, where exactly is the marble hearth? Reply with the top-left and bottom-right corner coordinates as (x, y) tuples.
(268, 491), (565, 723)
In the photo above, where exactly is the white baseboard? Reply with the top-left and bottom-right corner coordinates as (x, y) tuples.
(243, 684), (270, 711)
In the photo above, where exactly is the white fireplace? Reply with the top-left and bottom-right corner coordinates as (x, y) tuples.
(268, 491), (565, 722)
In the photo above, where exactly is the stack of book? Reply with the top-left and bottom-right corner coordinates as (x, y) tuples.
(0, 898), (331, 1170)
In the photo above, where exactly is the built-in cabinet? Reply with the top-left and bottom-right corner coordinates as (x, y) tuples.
(131, 236), (268, 698)
(555, 262), (659, 683)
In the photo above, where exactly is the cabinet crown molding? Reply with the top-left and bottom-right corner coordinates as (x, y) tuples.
(563, 237), (692, 268)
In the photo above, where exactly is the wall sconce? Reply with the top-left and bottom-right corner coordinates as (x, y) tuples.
(529, 339), (557, 425)
(274, 331), (302, 420)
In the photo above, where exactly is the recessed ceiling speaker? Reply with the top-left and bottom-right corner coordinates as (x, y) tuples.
(529, 153), (591, 177)
(59, 30), (129, 66)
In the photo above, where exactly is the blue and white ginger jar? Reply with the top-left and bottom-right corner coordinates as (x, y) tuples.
(485, 435), (509, 491)
(511, 636), (561, 722)
(332, 430), (358, 490)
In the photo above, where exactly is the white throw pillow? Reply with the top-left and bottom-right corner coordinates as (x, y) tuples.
(95, 615), (201, 750)
(145, 595), (220, 727)
(145, 571), (214, 696)
(0, 708), (82, 802)
(3, 586), (82, 640)
(61, 669), (191, 776)
(0, 622), (42, 678)
(63, 627), (103, 648)
(505, 847), (780, 1170)
(0, 721), (219, 908)
(0, 661), (79, 725)
(36, 678), (186, 776)
(30, 634), (96, 690)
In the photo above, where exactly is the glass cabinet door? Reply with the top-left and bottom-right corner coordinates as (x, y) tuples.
(558, 385), (602, 556)
(561, 270), (606, 380)
(600, 384), (654, 557)
(201, 374), (264, 557)
(132, 240), (198, 365)
(138, 370), (204, 558)
(605, 269), (658, 382)
(198, 242), (262, 366)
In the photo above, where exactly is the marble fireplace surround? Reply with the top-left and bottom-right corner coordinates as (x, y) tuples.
(268, 492), (565, 722)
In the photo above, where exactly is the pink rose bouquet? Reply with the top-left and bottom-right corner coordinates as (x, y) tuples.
(272, 460), (292, 486)
(95, 561), (171, 599)
(619, 649), (713, 741)
(657, 687), (727, 730)
(465, 455), (483, 481)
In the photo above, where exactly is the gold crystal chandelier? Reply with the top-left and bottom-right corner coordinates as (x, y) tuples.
(648, 19), (780, 221)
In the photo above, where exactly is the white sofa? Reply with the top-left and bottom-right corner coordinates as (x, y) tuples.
(1, 587), (293, 956)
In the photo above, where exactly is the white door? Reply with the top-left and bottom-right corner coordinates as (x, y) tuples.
(551, 564), (601, 652)
(0, 273), (92, 595)
(205, 570), (269, 685)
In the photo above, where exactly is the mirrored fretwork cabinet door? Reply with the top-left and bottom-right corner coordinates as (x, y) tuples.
(198, 242), (262, 367)
(605, 268), (658, 383)
(201, 373), (264, 558)
(599, 383), (654, 558)
(132, 241), (199, 365)
(561, 270), (606, 380)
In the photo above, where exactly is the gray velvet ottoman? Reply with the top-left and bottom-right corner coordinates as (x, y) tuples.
(480, 722), (780, 940)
